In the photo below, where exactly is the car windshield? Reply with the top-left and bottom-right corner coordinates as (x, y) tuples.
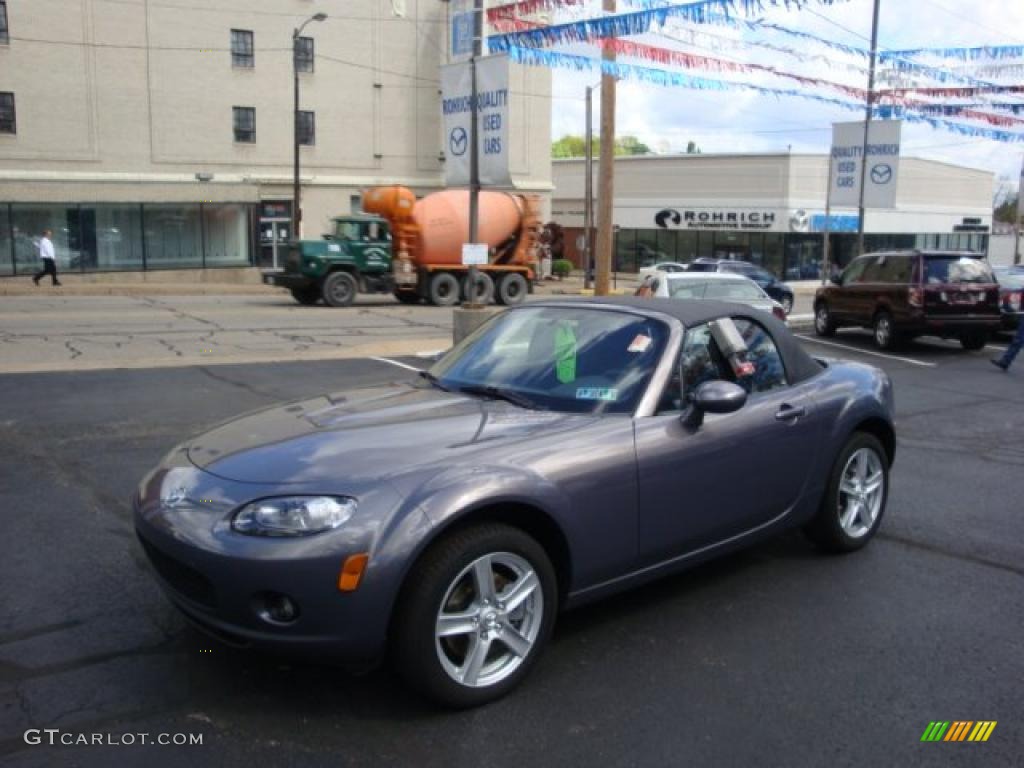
(686, 262), (717, 272)
(428, 307), (669, 414)
(702, 280), (765, 301)
(923, 256), (994, 284)
(996, 272), (1024, 289)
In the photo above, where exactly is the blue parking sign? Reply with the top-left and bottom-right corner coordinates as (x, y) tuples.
(452, 12), (473, 57)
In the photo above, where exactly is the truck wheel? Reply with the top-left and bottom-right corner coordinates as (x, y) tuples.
(290, 286), (320, 306)
(394, 290), (421, 305)
(429, 273), (460, 307)
(496, 273), (528, 306)
(462, 272), (495, 304)
(322, 271), (357, 307)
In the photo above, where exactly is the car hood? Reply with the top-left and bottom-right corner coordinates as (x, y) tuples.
(186, 383), (591, 485)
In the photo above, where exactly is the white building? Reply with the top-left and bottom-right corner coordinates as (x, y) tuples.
(552, 153), (994, 279)
(0, 0), (552, 275)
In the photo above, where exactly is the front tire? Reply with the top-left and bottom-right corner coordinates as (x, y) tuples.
(321, 271), (357, 307)
(462, 272), (495, 304)
(391, 523), (557, 708)
(804, 432), (889, 553)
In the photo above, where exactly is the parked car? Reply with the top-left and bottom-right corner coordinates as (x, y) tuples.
(638, 261), (689, 280)
(135, 298), (895, 708)
(686, 259), (795, 314)
(993, 267), (1024, 331)
(814, 250), (1001, 350)
(636, 272), (787, 321)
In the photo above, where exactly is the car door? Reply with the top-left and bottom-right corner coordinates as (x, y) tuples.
(830, 256), (871, 323)
(634, 317), (823, 563)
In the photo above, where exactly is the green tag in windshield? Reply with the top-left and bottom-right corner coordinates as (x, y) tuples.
(555, 323), (577, 384)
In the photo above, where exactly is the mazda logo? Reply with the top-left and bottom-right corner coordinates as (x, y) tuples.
(789, 209), (809, 232)
(449, 127), (468, 157)
(870, 164), (893, 185)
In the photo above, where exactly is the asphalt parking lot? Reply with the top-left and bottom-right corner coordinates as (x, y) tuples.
(1, 329), (1022, 767)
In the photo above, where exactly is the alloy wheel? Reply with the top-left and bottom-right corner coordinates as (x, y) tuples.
(837, 447), (884, 538)
(434, 552), (543, 688)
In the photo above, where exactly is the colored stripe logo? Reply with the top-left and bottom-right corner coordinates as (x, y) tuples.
(921, 721), (997, 742)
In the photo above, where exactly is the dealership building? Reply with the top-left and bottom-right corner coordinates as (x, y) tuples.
(551, 153), (994, 279)
(0, 0), (551, 277)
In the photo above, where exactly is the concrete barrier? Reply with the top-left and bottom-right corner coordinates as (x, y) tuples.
(453, 306), (503, 345)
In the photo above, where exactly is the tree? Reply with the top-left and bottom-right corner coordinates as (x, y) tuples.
(995, 195), (1020, 225)
(550, 134), (653, 158)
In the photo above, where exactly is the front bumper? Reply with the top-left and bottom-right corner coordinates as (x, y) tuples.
(261, 270), (314, 290)
(132, 459), (419, 662)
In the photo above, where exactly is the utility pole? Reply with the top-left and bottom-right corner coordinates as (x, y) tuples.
(292, 12), (327, 242)
(855, 0), (881, 258)
(465, 0), (484, 304)
(1016, 156), (1023, 265)
(584, 85), (595, 290)
(822, 152), (835, 285)
(594, 0), (616, 296)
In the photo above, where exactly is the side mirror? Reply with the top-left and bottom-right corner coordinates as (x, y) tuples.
(683, 380), (747, 428)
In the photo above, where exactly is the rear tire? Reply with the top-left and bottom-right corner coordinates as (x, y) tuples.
(391, 523), (557, 708)
(814, 302), (836, 337)
(428, 273), (461, 307)
(873, 311), (898, 350)
(804, 432), (889, 554)
(290, 286), (320, 306)
(495, 273), (528, 306)
(959, 331), (987, 351)
(462, 272), (495, 304)
(322, 271), (357, 307)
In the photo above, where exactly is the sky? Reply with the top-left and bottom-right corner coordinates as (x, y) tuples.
(542, 0), (1024, 200)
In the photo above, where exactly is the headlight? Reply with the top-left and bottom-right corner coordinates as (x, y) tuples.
(232, 496), (356, 537)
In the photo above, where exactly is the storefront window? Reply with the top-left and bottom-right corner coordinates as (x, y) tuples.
(635, 229), (661, 269)
(615, 229), (635, 273)
(82, 205), (144, 271)
(784, 234), (822, 281)
(747, 233), (766, 267)
(0, 205), (11, 276)
(203, 204), (251, 266)
(144, 204), (203, 268)
(677, 231), (698, 263)
(696, 232), (713, 260)
(656, 229), (676, 262)
(10, 204), (77, 275)
(713, 231), (749, 260)
(763, 234), (784, 277)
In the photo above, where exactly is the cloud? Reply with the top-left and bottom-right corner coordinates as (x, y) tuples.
(549, 0), (1024, 190)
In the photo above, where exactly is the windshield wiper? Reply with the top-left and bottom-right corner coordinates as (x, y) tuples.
(418, 370), (449, 392)
(457, 384), (544, 410)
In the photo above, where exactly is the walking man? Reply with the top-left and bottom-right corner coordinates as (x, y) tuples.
(32, 229), (61, 286)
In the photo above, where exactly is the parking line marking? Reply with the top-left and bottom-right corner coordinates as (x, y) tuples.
(795, 336), (937, 367)
(369, 356), (422, 372)
(986, 344), (1008, 352)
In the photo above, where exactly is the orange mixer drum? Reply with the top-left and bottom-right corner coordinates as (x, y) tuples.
(412, 190), (522, 266)
(362, 185), (417, 218)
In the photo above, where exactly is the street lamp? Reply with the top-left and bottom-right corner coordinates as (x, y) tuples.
(293, 12), (327, 241)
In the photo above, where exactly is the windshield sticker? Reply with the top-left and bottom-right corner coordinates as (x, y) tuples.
(555, 324), (577, 384)
(327, 243), (341, 252)
(576, 387), (618, 402)
(628, 334), (652, 353)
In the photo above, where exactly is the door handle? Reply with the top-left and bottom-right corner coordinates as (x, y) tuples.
(775, 404), (806, 421)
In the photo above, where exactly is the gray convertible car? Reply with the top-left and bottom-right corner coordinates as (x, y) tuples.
(134, 297), (895, 707)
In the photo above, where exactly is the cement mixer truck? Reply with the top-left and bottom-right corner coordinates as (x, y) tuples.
(261, 186), (542, 307)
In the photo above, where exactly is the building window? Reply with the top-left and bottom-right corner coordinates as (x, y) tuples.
(231, 29), (254, 68)
(294, 36), (314, 73)
(0, 2), (9, 44)
(0, 92), (14, 134)
(297, 110), (315, 146)
(233, 106), (255, 143)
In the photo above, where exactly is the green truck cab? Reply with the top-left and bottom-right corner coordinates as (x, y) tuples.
(262, 215), (394, 307)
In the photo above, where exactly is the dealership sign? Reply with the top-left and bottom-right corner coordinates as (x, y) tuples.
(655, 208), (777, 231)
(440, 55), (511, 188)
(830, 120), (902, 209)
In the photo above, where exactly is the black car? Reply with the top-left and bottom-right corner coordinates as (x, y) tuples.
(993, 267), (1024, 331)
(687, 259), (795, 314)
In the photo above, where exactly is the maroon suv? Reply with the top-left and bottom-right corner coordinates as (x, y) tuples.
(814, 250), (1001, 350)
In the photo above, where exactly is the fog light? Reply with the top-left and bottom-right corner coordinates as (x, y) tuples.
(257, 592), (300, 625)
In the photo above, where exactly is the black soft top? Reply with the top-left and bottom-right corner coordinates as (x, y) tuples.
(531, 296), (824, 385)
